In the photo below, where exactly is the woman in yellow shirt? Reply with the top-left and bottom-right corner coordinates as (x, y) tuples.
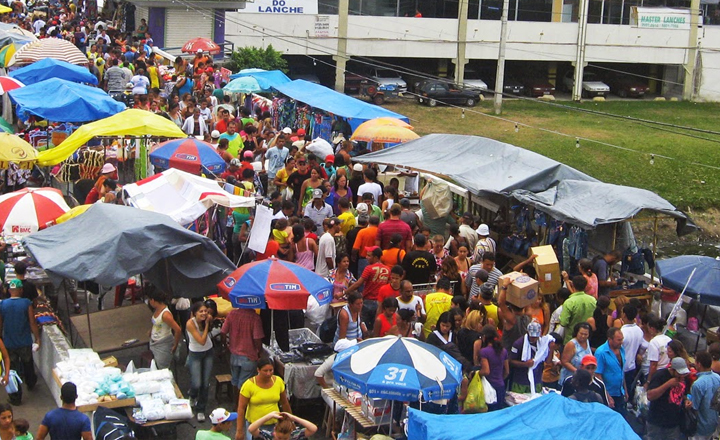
(237, 358), (291, 439)
(273, 157), (296, 192)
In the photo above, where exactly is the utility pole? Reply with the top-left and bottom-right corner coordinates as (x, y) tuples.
(572, 0), (589, 101)
(683, 0), (700, 100)
(493, 0), (509, 115)
(454, 0), (469, 86)
(334, 0), (349, 93)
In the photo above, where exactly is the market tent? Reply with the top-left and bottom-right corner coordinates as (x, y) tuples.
(407, 393), (640, 440)
(355, 134), (691, 232)
(512, 180), (689, 230)
(122, 168), (256, 225)
(8, 78), (124, 122)
(273, 79), (408, 129)
(228, 69), (291, 90)
(354, 134), (595, 195)
(22, 203), (235, 298)
(36, 109), (186, 166)
(9, 58), (98, 85)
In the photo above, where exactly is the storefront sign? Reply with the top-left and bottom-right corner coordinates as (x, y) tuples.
(314, 15), (330, 37)
(630, 7), (693, 30)
(248, 0), (318, 14)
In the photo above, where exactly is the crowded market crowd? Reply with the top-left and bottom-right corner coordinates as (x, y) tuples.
(0, 1), (717, 440)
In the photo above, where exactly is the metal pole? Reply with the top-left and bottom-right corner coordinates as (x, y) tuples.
(493, 0), (510, 114)
(572, 0), (589, 101)
(651, 215), (658, 281)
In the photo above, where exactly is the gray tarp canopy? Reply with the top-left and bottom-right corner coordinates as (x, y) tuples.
(22, 203), (235, 298)
(355, 134), (692, 233)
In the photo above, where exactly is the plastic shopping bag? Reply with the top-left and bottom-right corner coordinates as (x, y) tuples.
(463, 372), (487, 414)
(4, 370), (21, 394)
(635, 384), (649, 416)
(482, 376), (497, 405)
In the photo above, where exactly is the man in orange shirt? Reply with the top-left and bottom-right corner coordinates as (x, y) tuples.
(352, 215), (380, 278)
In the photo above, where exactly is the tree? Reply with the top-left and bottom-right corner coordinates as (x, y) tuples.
(227, 45), (288, 73)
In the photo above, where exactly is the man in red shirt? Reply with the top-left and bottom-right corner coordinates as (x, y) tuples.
(377, 264), (404, 313)
(220, 158), (242, 182)
(220, 307), (264, 401)
(376, 204), (413, 252)
(346, 246), (389, 331)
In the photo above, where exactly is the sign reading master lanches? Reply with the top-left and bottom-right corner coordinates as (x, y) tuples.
(249, 0), (319, 14)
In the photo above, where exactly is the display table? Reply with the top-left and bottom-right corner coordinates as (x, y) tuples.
(34, 323), (71, 405)
(321, 388), (379, 439)
(70, 303), (152, 353)
(126, 381), (185, 427)
(283, 361), (323, 399)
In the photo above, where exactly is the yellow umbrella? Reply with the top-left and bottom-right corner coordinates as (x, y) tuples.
(350, 124), (420, 144)
(54, 204), (91, 224)
(358, 117), (413, 130)
(0, 43), (21, 67)
(0, 133), (37, 169)
(0, 5), (12, 13)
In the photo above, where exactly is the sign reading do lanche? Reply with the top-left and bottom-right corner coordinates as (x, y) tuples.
(249, 0), (318, 14)
(630, 7), (694, 30)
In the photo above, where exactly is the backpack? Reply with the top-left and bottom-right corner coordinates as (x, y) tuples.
(319, 315), (338, 343)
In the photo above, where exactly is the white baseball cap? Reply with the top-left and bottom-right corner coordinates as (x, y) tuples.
(356, 202), (368, 214)
(282, 127), (292, 134)
(334, 338), (357, 352)
(211, 130), (220, 139)
(209, 408), (237, 424)
(353, 163), (363, 172)
(477, 224), (490, 236)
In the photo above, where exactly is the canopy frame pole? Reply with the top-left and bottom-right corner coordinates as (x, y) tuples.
(83, 281), (93, 349)
(651, 214), (658, 281)
(695, 303), (707, 354)
(611, 222), (617, 251)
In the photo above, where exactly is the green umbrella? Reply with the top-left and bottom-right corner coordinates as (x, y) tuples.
(0, 116), (14, 133)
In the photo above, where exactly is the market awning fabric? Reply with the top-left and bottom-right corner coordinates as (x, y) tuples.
(122, 168), (256, 225)
(9, 58), (98, 85)
(407, 393), (640, 440)
(273, 79), (408, 129)
(228, 69), (292, 90)
(8, 37), (88, 66)
(36, 109), (187, 166)
(8, 77), (124, 122)
(22, 203), (235, 297)
(355, 134), (691, 232)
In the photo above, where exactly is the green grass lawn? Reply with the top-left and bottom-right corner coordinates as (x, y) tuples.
(381, 99), (720, 210)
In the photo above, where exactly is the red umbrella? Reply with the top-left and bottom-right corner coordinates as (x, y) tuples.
(0, 76), (23, 94)
(181, 38), (221, 55)
(0, 187), (70, 235)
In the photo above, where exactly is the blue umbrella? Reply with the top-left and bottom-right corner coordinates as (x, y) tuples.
(217, 258), (332, 310)
(224, 76), (263, 94)
(332, 336), (463, 401)
(9, 58), (99, 85)
(149, 138), (226, 175)
(228, 69), (292, 90)
(656, 255), (720, 305)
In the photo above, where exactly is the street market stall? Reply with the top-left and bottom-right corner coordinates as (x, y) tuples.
(9, 57), (99, 85)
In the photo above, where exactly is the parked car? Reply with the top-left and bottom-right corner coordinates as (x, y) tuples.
(562, 70), (610, 98)
(369, 68), (408, 93)
(416, 80), (481, 107)
(522, 76), (556, 97)
(485, 76), (526, 96)
(450, 68), (489, 92)
(605, 73), (649, 98)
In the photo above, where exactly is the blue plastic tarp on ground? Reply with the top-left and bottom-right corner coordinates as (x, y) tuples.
(407, 393), (640, 440)
(9, 58), (99, 85)
(273, 79), (408, 129)
(8, 78), (125, 122)
(228, 69), (291, 90)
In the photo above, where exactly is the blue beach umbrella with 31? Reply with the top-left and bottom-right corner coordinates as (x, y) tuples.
(332, 335), (463, 401)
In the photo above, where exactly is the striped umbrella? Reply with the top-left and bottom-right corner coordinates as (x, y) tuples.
(332, 336), (463, 401)
(149, 137), (226, 175)
(0, 187), (70, 236)
(8, 39), (88, 67)
(0, 76), (23, 94)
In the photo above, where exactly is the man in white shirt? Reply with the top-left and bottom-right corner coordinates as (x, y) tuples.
(316, 217), (341, 277)
(396, 280), (426, 323)
(130, 69), (150, 95)
(620, 304), (645, 402)
(265, 137), (289, 182)
(646, 316), (672, 382)
(357, 169), (382, 206)
(33, 18), (46, 34)
(458, 212), (479, 250)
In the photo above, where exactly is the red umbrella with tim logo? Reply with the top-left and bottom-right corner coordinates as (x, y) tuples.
(217, 257), (333, 310)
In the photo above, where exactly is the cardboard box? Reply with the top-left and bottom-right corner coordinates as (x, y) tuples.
(531, 245), (561, 294)
(500, 271), (539, 308)
(347, 391), (363, 406)
(361, 396), (392, 425)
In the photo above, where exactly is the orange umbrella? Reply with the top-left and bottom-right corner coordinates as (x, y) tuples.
(357, 117), (413, 130)
(350, 124), (419, 144)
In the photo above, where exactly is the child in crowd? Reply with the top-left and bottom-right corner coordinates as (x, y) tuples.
(248, 411), (317, 440)
(14, 418), (32, 440)
(195, 408), (236, 440)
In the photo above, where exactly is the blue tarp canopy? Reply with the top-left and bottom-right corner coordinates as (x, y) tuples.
(228, 69), (291, 90)
(273, 79), (408, 129)
(8, 78), (125, 122)
(657, 255), (720, 305)
(9, 58), (99, 85)
(407, 393), (640, 440)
